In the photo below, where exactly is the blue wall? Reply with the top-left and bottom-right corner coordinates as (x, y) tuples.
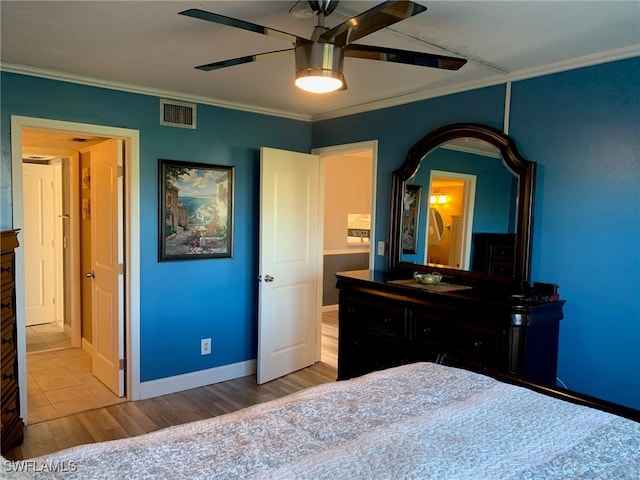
(0, 73), (311, 381)
(2, 56), (638, 409)
(313, 57), (640, 410)
(509, 58), (640, 410)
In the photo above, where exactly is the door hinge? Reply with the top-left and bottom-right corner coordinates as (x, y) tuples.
(119, 359), (126, 371)
(119, 263), (125, 275)
(117, 165), (124, 177)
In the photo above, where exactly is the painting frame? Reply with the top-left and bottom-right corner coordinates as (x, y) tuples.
(402, 184), (421, 254)
(159, 159), (234, 261)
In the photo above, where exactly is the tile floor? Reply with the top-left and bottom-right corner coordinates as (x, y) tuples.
(27, 348), (127, 424)
(26, 321), (72, 353)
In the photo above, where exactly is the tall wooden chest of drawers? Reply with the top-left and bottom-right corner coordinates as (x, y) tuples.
(1, 229), (24, 453)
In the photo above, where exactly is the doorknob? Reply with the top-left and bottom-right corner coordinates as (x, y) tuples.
(85, 271), (95, 278)
(264, 275), (274, 282)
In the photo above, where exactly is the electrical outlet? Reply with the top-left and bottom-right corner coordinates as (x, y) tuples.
(201, 338), (211, 355)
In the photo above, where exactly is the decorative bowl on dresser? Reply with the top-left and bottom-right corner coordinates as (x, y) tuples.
(1, 229), (24, 454)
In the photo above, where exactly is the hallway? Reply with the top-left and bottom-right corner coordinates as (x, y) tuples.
(26, 321), (70, 353)
(26, 348), (127, 424)
(26, 321), (126, 424)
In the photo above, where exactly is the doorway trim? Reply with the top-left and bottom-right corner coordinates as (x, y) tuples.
(311, 140), (378, 361)
(11, 115), (141, 421)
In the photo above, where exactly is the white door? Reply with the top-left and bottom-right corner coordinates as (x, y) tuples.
(89, 139), (125, 396)
(23, 163), (57, 326)
(258, 147), (320, 384)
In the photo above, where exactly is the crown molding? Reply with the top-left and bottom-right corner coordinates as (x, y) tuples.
(3, 44), (638, 124)
(311, 45), (640, 121)
(0, 63), (312, 122)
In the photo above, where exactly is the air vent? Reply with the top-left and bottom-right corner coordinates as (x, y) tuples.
(160, 99), (196, 129)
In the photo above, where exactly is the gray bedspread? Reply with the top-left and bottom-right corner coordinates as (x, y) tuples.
(7, 362), (640, 479)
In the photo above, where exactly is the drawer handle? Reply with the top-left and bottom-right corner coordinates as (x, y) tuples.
(1, 337), (14, 346)
(1, 266), (10, 274)
(474, 340), (484, 348)
(2, 373), (14, 381)
(383, 317), (393, 324)
(1, 302), (12, 310)
(422, 327), (432, 334)
(4, 407), (17, 415)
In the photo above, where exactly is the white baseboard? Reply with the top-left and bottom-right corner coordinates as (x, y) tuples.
(139, 360), (257, 400)
(322, 304), (338, 312)
(81, 337), (94, 356)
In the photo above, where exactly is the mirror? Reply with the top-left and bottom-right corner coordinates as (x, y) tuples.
(390, 123), (536, 285)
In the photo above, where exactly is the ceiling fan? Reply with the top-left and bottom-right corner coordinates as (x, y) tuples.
(179, 0), (467, 94)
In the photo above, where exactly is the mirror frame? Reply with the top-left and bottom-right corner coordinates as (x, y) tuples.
(389, 123), (536, 286)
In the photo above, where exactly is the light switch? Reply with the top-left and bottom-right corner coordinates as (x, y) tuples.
(377, 241), (385, 256)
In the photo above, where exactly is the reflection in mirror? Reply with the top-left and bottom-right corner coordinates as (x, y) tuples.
(402, 184), (422, 254)
(429, 208), (444, 244)
(401, 138), (518, 272)
(390, 123), (537, 284)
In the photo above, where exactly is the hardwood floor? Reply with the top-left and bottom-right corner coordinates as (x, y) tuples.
(4, 313), (339, 460)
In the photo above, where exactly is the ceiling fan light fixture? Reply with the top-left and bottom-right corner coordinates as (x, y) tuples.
(295, 69), (344, 93)
(294, 42), (345, 94)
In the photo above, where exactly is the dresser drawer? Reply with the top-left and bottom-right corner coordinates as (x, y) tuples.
(1, 287), (14, 323)
(0, 254), (14, 290)
(1, 320), (16, 362)
(489, 262), (514, 276)
(1, 354), (18, 394)
(341, 328), (406, 363)
(341, 294), (406, 339)
(411, 313), (451, 346)
(489, 244), (514, 261)
(454, 327), (504, 368)
(1, 385), (20, 429)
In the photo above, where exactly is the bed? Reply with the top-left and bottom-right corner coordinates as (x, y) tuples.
(5, 362), (639, 479)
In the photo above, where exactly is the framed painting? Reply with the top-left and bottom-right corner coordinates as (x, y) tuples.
(159, 159), (234, 261)
(402, 184), (421, 254)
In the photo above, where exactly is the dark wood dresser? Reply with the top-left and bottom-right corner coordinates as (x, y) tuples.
(336, 270), (565, 386)
(1, 229), (24, 453)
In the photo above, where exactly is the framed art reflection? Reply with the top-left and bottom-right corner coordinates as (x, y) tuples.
(403, 184), (421, 254)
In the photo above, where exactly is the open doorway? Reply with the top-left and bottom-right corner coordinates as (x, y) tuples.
(313, 141), (377, 367)
(425, 170), (476, 270)
(20, 130), (128, 422)
(11, 116), (141, 423)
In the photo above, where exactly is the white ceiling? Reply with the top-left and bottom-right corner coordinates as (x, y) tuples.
(2, 1), (639, 121)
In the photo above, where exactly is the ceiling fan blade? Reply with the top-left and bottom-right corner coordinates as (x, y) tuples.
(345, 44), (467, 70)
(195, 49), (295, 72)
(179, 8), (309, 44)
(321, 1), (427, 47)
